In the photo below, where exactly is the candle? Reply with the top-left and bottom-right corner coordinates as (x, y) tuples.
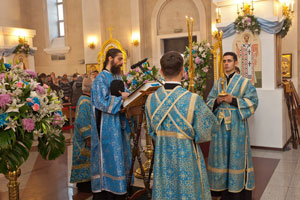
(191, 17), (194, 39)
(186, 16), (190, 37)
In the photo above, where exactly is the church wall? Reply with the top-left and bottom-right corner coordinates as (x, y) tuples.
(99, 0), (132, 65)
(0, 0), (24, 28)
(282, 0), (298, 93)
(21, 0), (85, 75)
(141, 0), (211, 65)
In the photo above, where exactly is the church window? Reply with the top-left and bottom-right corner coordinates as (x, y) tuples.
(57, 0), (64, 37)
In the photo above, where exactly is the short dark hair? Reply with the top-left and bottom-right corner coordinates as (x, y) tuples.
(235, 66), (240, 73)
(103, 48), (122, 70)
(160, 51), (183, 78)
(39, 73), (46, 79)
(223, 52), (238, 62)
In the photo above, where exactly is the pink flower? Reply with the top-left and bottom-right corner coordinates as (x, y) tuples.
(22, 118), (35, 132)
(195, 57), (202, 64)
(32, 103), (40, 111)
(127, 80), (131, 84)
(246, 17), (251, 23)
(35, 85), (45, 95)
(26, 98), (33, 103)
(184, 72), (189, 80)
(0, 73), (5, 80)
(43, 84), (49, 89)
(0, 94), (12, 108)
(202, 66), (209, 73)
(17, 82), (23, 88)
(24, 70), (37, 78)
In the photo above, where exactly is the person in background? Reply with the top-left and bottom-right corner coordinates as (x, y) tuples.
(46, 74), (52, 85)
(145, 51), (217, 200)
(38, 73), (47, 86)
(49, 77), (61, 94)
(60, 77), (72, 103)
(207, 52), (258, 200)
(90, 70), (99, 82)
(90, 48), (131, 200)
(70, 78), (93, 193)
(72, 76), (83, 106)
(70, 73), (79, 88)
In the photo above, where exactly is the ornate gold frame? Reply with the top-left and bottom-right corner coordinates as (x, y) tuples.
(97, 29), (127, 73)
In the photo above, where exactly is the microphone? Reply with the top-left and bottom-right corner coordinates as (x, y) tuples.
(130, 58), (148, 69)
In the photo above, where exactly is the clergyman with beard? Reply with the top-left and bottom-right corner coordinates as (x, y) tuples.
(90, 48), (132, 200)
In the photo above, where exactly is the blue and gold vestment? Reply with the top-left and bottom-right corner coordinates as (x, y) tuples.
(206, 73), (258, 193)
(90, 70), (131, 194)
(70, 95), (92, 183)
(146, 85), (217, 200)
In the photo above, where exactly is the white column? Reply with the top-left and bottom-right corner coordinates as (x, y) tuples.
(82, 0), (102, 65)
(130, 0), (141, 64)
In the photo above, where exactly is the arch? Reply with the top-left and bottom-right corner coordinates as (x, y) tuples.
(151, 0), (207, 67)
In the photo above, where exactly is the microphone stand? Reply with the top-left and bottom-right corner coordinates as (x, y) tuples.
(136, 64), (164, 85)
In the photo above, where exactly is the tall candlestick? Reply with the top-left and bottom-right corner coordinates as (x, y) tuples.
(191, 17), (194, 37)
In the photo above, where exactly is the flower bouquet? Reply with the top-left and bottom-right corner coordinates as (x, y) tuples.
(234, 15), (261, 35)
(182, 41), (213, 96)
(122, 62), (160, 92)
(0, 60), (66, 174)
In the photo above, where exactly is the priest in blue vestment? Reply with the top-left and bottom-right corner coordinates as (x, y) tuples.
(90, 48), (131, 200)
(206, 52), (258, 200)
(146, 51), (217, 200)
(70, 78), (93, 193)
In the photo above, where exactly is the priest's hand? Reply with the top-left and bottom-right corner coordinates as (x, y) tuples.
(119, 91), (130, 100)
(216, 97), (223, 104)
(221, 94), (233, 103)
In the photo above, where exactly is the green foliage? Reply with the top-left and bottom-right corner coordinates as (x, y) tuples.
(0, 131), (33, 174)
(38, 131), (65, 160)
(280, 17), (292, 38)
(182, 41), (213, 96)
(122, 62), (160, 92)
(234, 15), (261, 35)
(13, 43), (30, 55)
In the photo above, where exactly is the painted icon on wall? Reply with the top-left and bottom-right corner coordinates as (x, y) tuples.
(233, 31), (262, 88)
(13, 53), (29, 70)
(282, 54), (292, 78)
(86, 63), (100, 75)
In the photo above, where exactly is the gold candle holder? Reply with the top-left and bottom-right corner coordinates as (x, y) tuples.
(237, 0), (254, 16)
(135, 122), (153, 179)
(5, 168), (21, 200)
(186, 16), (195, 93)
(212, 29), (227, 97)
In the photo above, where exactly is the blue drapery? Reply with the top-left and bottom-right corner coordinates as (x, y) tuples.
(219, 16), (286, 38)
(0, 46), (35, 57)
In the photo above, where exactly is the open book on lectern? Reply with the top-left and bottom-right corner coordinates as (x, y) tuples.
(123, 81), (162, 108)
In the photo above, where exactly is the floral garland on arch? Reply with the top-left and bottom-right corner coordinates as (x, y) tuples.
(13, 43), (30, 55)
(0, 60), (66, 174)
(122, 62), (160, 92)
(182, 41), (213, 96)
(234, 15), (261, 35)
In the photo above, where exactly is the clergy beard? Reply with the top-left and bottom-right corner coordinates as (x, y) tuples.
(110, 61), (122, 75)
